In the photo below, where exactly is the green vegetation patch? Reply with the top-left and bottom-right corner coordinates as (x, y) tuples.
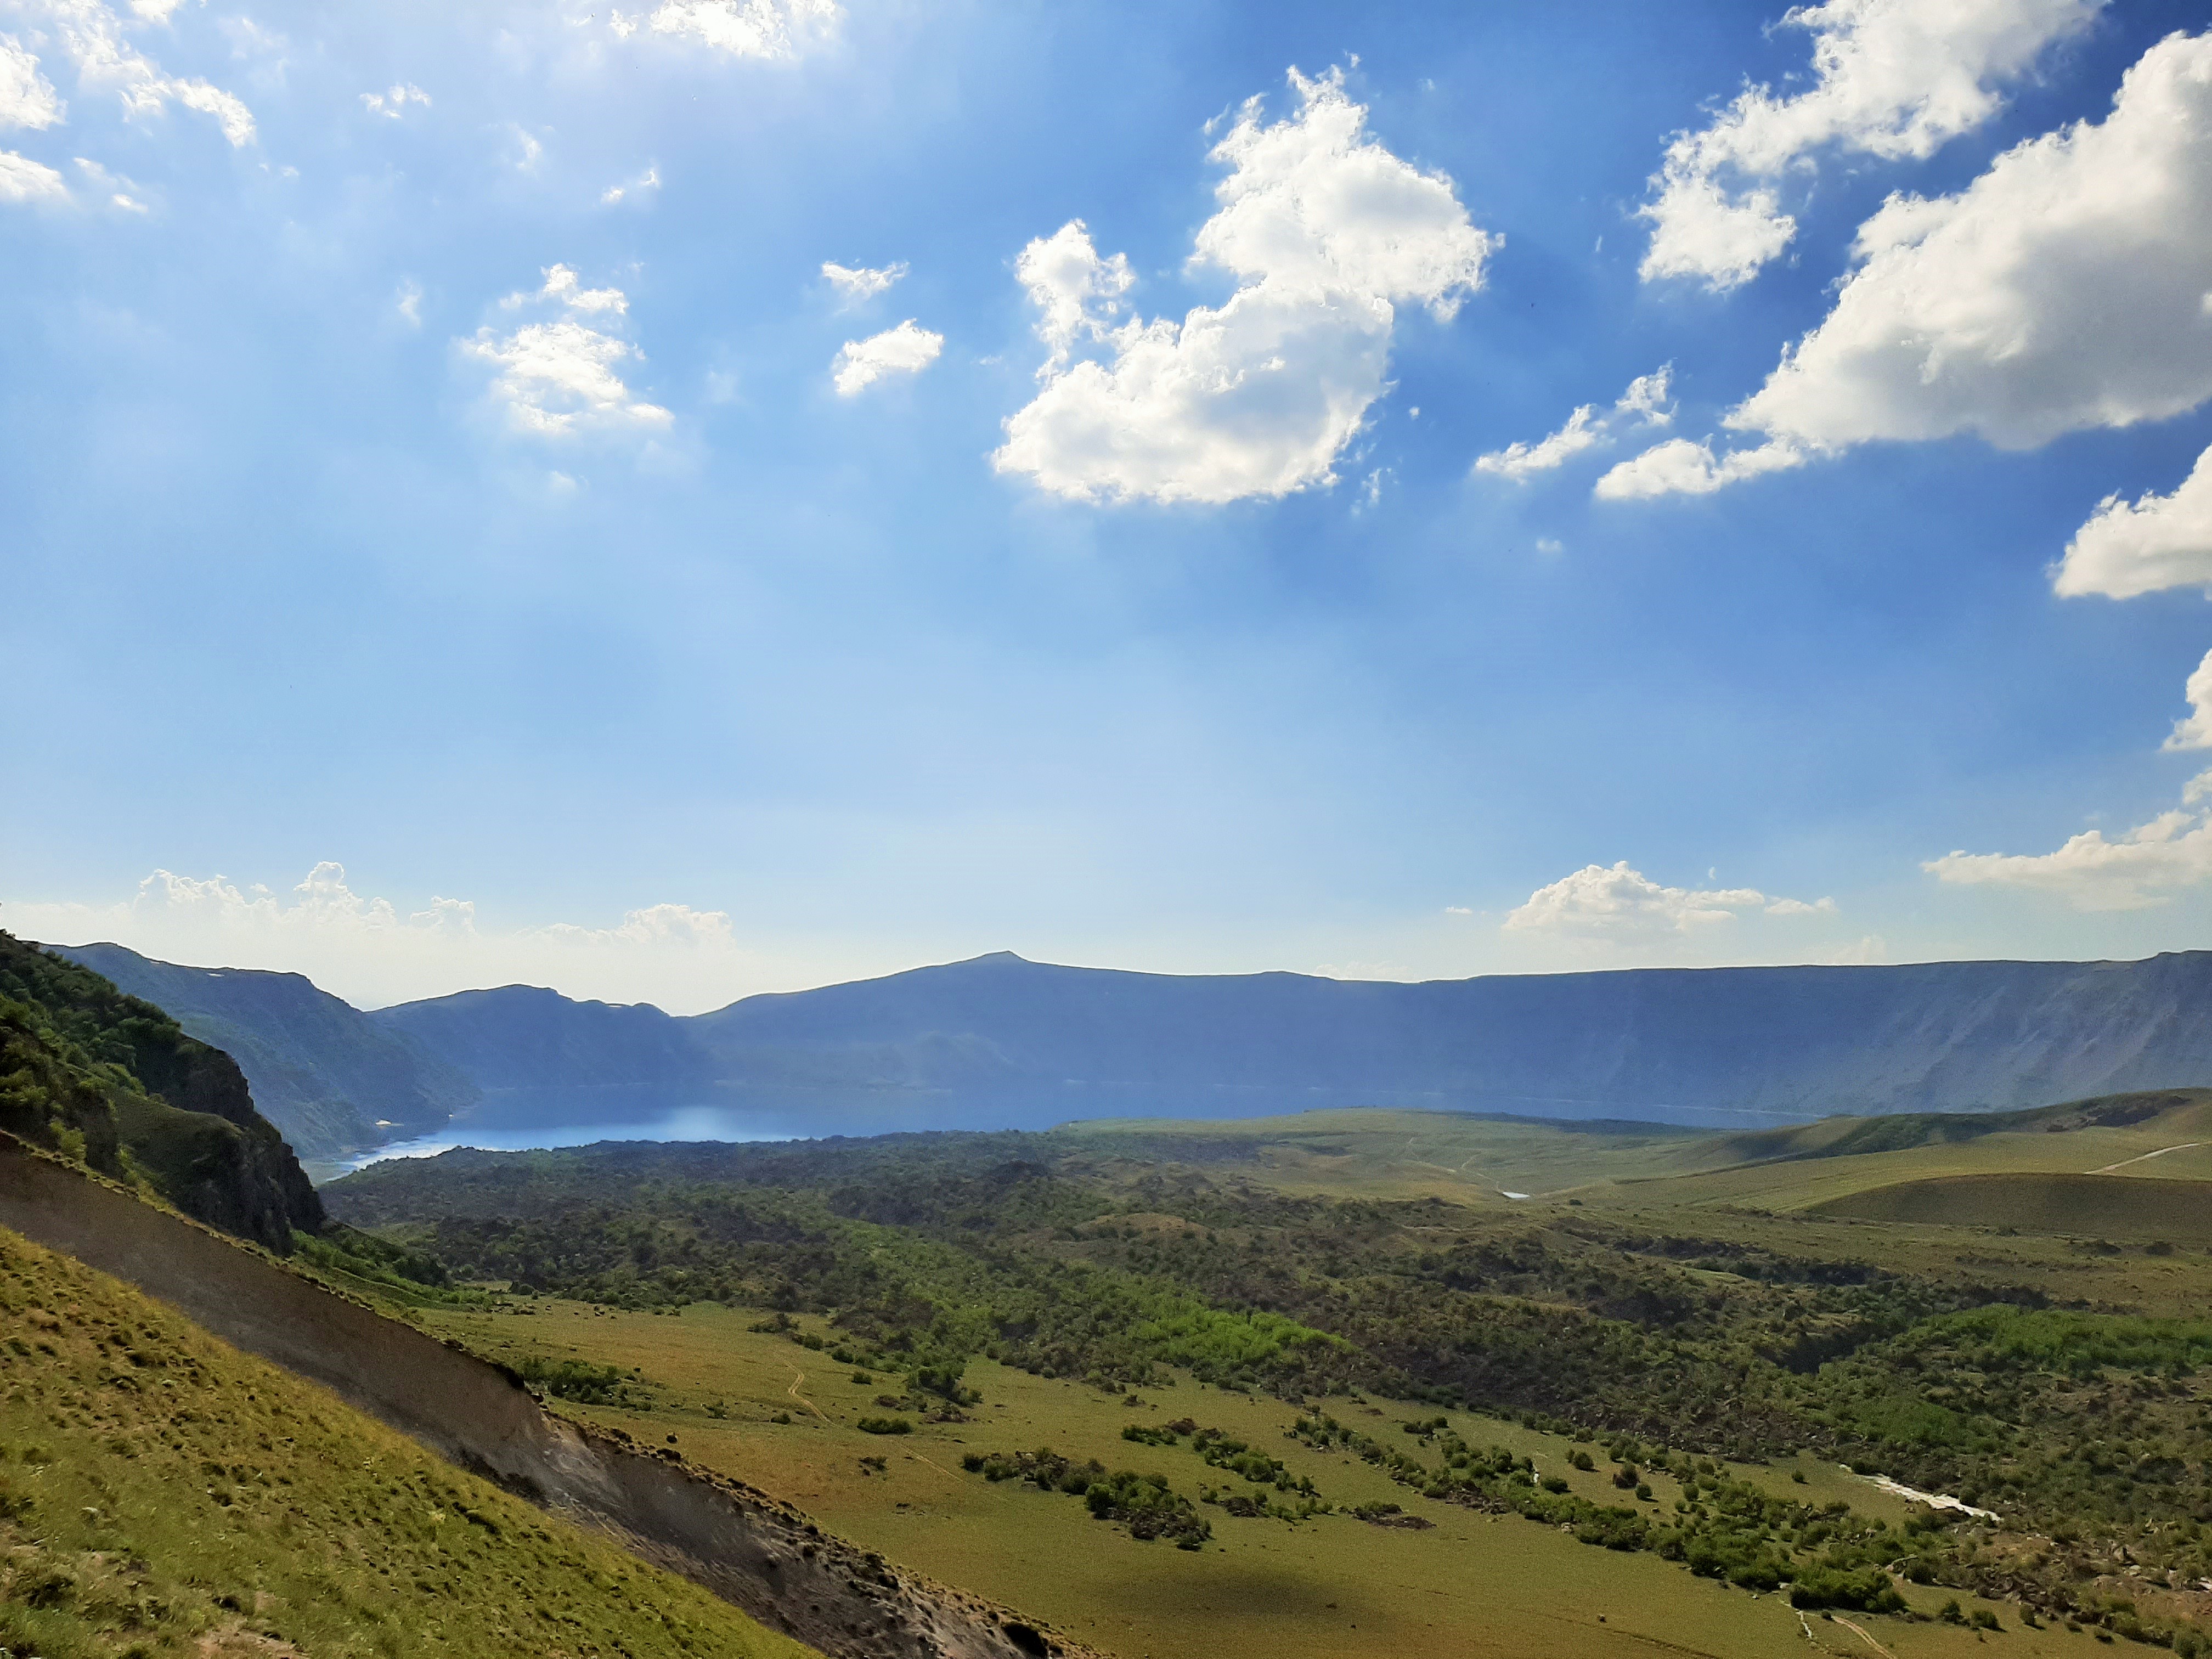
(326, 1127), (2212, 1628)
(958, 1448), (1212, 1549)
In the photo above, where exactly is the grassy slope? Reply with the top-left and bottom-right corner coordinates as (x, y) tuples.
(1048, 1109), (1715, 1201)
(413, 1299), (2076, 1659)
(0, 1223), (814, 1659)
(1052, 1092), (2212, 1207)
(1570, 1091), (2212, 1215)
(1811, 1172), (2212, 1242)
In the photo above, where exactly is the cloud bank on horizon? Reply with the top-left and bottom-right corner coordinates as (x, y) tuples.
(8, 0), (2212, 1004)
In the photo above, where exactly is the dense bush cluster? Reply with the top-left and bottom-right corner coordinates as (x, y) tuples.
(1291, 1413), (1908, 1609)
(958, 1448), (1212, 1548)
(510, 1356), (639, 1405)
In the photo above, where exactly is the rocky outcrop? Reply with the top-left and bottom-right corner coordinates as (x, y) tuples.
(0, 1135), (1096, 1659)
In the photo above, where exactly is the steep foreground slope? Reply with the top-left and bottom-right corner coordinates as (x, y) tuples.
(0, 932), (321, 1251)
(0, 1217), (813, 1659)
(0, 1137), (1097, 1659)
(53, 941), (476, 1161)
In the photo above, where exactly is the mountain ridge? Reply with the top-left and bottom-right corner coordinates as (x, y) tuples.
(55, 940), (479, 1160)
(36, 944), (2212, 1140)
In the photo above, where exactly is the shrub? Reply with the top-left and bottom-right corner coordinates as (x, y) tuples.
(857, 1417), (912, 1435)
(1790, 1568), (1906, 1615)
(511, 1357), (634, 1405)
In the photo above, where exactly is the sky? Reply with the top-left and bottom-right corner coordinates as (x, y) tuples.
(10, 0), (2212, 1013)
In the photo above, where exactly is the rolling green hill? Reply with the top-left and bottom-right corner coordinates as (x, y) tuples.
(1572, 1088), (2212, 1214)
(1811, 1172), (2212, 1242)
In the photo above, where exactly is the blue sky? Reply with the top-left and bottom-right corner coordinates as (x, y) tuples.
(9, 0), (2212, 1011)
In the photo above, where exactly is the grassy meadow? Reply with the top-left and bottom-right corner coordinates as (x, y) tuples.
(1054, 1093), (2212, 1213)
(417, 1296), (2096, 1659)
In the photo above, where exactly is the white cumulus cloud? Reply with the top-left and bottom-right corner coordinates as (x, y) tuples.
(2166, 647), (2212, 751)
(1746, 32), (2212, 454)
(0, 33), (61, 128)
(831, 318), (942, 396)
(993, 67), (1496, 506)
(1502, 860), (1832, 940)
(2055, 445), (2212, 599)
(1009, 219), (1132, 372)
(360, 82), (429, 118)
(821, 259), (905, 306)
(1620, 32), (2212, 499)
(1474, 365), (1672, 481)
(608, 0), (839, 59)
(464, 265), (670, 438)
(1595, 435), (1804, 500)
(523, 262), (627, 314)
(1926, 802), (2212, 910)
(1640, 0), (2102, 289)
(1925, 647), (2212, 905)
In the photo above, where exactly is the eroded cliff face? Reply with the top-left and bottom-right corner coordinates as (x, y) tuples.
(0, 1137), (1094, 1659)
(0, 930), (323, 1251)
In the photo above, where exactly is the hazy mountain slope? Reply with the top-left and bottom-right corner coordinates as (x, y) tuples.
(373, 982), (715, 1089)
(0, 931), (323, 1249)
(680, 950), (2212, 1127)
(57, 940), (475, 1159)
(89, 946), (2212, 1139)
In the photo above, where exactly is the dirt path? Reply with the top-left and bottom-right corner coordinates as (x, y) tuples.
(1830, 1616), (1896, 1658)
(2089, 1142), (2205, 1173)
(787, 1367), (831, 1424)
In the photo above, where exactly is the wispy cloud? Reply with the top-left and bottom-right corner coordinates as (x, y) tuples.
(821, 259), (905, 306)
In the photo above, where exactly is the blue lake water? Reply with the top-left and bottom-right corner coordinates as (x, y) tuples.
(334, 1105), (797, 1175)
